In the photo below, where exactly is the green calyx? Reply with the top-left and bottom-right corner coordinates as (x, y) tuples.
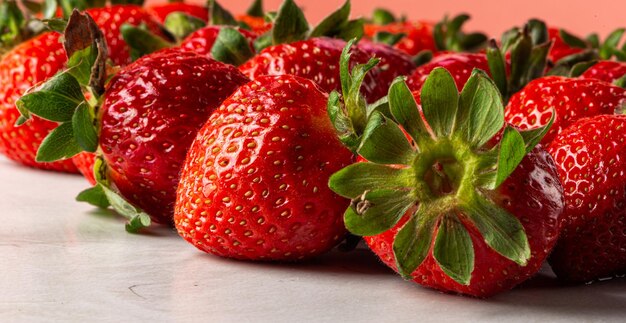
(16, 10), (151, 233)
(487, 20), (552, 102)
(255, 0), (363, 51)
(433, 14), (488, 53)
(246, 0), (264, 17)
(328, 45), (554, 284)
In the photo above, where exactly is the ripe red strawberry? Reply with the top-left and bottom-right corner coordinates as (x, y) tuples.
(364, 20), (437, 56)
(547, 114), (626, 282)
(0, 5), (163, 172)
(406, 53), (490, 92)
(146, 2), (209, 23)
(73, 153), (97, 185)
(237, 15), (272, 35)
(547, 28), (584, 63)
(240, 38), (384, 102)
(180, 26), (257, 59)
(98, 48), (248, 224)
(175, 74), (352, 260)
(329, 62), (563, 297)
(505, 76), (626, 144)
(580, 61), (626, 83)
(356, 40), (416, 95)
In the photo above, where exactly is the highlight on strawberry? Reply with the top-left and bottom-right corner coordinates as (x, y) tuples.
(327, 42), (564, 297)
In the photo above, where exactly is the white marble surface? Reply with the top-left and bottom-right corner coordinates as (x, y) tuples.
(0, 156), (625, 323)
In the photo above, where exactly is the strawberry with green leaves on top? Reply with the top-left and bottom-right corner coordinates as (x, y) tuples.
(0, 4), (163, 173)
(175, 74), (353, 260)
(146, 1), (209, 23)
(326, 44), (563, 297)
(547, 114), (626, 282)
(16, 11), (248, 230)
(579, 61), (626, 84)
(238, 0), (388, 102)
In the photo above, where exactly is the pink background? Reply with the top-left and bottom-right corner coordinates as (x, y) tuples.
(170, 0), (626, 39)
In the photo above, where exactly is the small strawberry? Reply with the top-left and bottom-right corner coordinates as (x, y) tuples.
(146, 2), (209, 23)
(328, 45), (563, 297)
(0, 5), (163, 172)
(579, 60), (626, 84)
(505, 76), (626, 144)
(180, 26), (257, 60)
(17, 11), (249, 230)
(238, 0), (385, 101)
(175, 74), (353, 260)
(406, 53), (490, 92)
(364, 10), (487, 56)
(547, 27), (585, 63)
(547, 114), (626, 282)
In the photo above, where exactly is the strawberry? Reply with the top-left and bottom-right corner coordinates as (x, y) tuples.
(505, 76), (626, 144)
(0, 5), (163, 172)
(180, 26), (257, 59)
(355, 40), (416, 94)
(146, 2), (209, 23)
(406, 53), (490, 92)
(73, 152), (97, 185)
(236, 0), (272, 35)
(238, 0), (386, 101)
(175, 74), (352, 260)
(547, 28), (585, 63)
(364, 10), (487, 56)
(17, 12), (249, 230)
(328, 45), (563, 297)
(580, 60), (626, 83)
(547, 114), (626, 282)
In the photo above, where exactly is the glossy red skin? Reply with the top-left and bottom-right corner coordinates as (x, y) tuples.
(175, 75), (353, 260)
(146, 3), (208, 23)
(580, 61), (626, 83)
(180, 26), (257, 59)
(547, 28), (584, 64)
(366, 146), (563, 297)
(237, 15), (272, 35)
(356, 40), (416, 97)
(548, 115), (626, 282)
(0, 5), (162, 173)
(73, 153), (97, 185)
(100, 49), (248, 224)
(364, 21), (437, 56)
(239, 37), (384, 102)
(505, 76), (626, 144)
(406, 53), (490, 92)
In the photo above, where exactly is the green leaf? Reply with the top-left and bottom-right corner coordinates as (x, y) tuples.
(614, 75), (626, 89)
(253, 32), (272, 52)
(388, 77), (430, 143)
(569, 60), (597, 77)
(526, 19), (548, 45)
(164, 12), (205, 40)
(412, 50), (433, 66)
(121, 23), (171, 61)
(493, 126), (525, 188)
(486, 39), (508, 99)
(433, 214), (474, 285)
(420, 67), (459, 139)
(327, 90), (359, 152)
(586, 33), (600, 49)
(366, 96), (391, 119)
(600, 28), (625, 60)
(310, 0), (350, 38)
(16, 72), (84, 123)
(518, 112), (555, 153)
(461, 194), (530, 266)
(373, 31), (405, 46)
(371, 8), (396, 25)
(36, 122), (83, 162)
(246, 0), (264, 17)
(358, 112), (417, 165)
(559, 29), (588, 49)
(344, 189), (417, 236)
(458, 32), (488, 52)
(72, 102), (98, 152)
(271, 0), (309, 45)
(76, 184), (110, 208)
(393, 208), (438, 279)
(455, 69), (504, 149)
(66, 46), (97, 87)
(41, 18), (68, 33)
(329, 162), (415, 198)
(336, 18), (364, 42)
(211, 27), (255, 66)
(100, 185), (151, 233)
(508, 33), (532, 93)
(208, 0), (237, 26)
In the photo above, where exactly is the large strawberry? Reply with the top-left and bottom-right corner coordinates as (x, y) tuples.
(175, 74), (352, 260)
(328, 49), (563, 297)
(547, 114), (626, 282)
(238, 0), (385, 102)
(505, 76), (626, 144)
(17, 11), (249, 230)
(0, 5), (163, 172)
(364, 10), (487, 56)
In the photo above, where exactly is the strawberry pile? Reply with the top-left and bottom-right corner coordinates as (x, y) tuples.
(1, 0), (625, 298)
